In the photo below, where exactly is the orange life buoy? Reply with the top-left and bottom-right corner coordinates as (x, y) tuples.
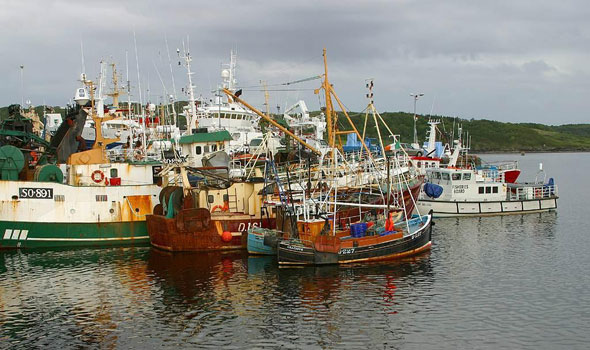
(91, 170), (105, 183)
(212, 202), (229, 212)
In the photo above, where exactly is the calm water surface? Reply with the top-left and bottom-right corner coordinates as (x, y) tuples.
(1, 153), (589, 349)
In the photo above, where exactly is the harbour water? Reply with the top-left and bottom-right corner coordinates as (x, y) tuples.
(1, 153), (589, 349)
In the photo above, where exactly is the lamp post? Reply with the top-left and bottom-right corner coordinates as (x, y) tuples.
(410, 93), (424, 148)
(20, 65), (24, 109)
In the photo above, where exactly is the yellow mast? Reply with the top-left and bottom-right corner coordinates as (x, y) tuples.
(106, 63), (125, 108)
(323, 49), (334, 148)
(68, 80), (119, 165)
(261, 80), (270, 117)
(321, 48), (373, 158)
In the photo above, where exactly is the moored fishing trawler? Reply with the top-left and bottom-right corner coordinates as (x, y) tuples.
(277, 212), (433, 265)
(0, 79), (162, 249)
(246, 49), (434, 263)
(146, 165), (276, 252)
(416, 163), (557, 217)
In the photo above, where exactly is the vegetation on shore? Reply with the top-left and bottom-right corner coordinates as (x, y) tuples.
(337, 111), (590, 152)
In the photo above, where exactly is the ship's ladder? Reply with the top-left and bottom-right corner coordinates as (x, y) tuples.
(266, 159), (289, 209)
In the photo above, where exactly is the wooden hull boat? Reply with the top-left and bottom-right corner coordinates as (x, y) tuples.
(277, 211), (433, 265)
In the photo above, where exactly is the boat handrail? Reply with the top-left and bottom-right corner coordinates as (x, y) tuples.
(507, 183), (557, 201)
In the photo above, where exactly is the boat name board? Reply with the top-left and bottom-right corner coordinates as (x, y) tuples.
(340, 248), (355, 254)
(19, 188), (53, 199)
(163, 156), (188, 164)
(287, 245), (305, 252)
(453, 184), (468, 194)
(238, 222), (259, 232)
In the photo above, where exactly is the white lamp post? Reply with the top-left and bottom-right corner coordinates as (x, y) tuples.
(410, 93), (424, 148)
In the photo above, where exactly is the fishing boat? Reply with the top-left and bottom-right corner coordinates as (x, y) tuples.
(146, 166), (276, 252)
(277, 211), (433, 265)
(416, 163), (557, 217)
(0, 79), (162, 249)
(247, 50), (433, 262)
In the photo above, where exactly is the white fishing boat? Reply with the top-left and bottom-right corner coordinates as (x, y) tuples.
(0, 79), (162, 249)
(415, 163), (557, 217)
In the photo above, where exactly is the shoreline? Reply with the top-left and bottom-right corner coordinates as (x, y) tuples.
(474, 149), (590, 154)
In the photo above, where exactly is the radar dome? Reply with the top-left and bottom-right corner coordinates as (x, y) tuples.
(221, 69), (230, 78)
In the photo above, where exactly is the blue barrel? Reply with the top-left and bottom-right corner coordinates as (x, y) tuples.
(358, 223), (368, 237)
(350, 223), (359, 237)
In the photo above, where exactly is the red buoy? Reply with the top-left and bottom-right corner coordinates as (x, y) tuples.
(221, 231), (232, 242)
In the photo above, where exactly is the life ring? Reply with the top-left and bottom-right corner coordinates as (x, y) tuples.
(91, 170), (105, 183)
(212, 202), (229, 212)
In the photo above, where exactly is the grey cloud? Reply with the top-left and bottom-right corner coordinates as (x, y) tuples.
(1, 0), (589, 124)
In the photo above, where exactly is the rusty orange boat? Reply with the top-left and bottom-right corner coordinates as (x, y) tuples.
(146, 185), (275, 252)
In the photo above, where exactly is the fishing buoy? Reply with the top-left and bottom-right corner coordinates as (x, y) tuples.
(221, 231), (232, 242)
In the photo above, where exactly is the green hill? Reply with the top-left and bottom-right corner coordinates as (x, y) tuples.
(338, 112), (590, 152)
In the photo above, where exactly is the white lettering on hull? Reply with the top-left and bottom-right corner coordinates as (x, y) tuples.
(238, 222), (259, 232)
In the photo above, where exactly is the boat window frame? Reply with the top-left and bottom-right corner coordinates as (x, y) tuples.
(442, 172), (450, 181)
(463, 173), (471, 181)
(452, 173), (461, 181)
(195, 145), (202, 155)
(486, 186), (492, 194)
(479, 186), (485, 194)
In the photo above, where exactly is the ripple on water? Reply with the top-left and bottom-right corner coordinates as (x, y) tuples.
(2, 154), (590, 349)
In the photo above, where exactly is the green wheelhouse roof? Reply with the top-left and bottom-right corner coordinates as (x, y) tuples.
(178, 130), (232, 144)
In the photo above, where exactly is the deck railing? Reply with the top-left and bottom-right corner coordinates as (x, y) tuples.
(507, 184), (558, 201)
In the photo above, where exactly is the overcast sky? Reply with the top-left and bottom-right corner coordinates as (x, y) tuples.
(2, 0), (589, 125)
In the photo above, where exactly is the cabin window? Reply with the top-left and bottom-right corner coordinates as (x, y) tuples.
(110, 168), (118, 178)
(493, 187), (498, 193)
(463, 173), (471, 181)
(417, 161), (421, 168)
(442, 173), (450, 180)
(212, 144), (217, 151)
(486, 186), (492, 194)
(232, 133), (240, 140)
(479, 187), (485, 194)
(204, 145), (210, 153)
(433, 172), (441, 180)
(208, 195), (214, 203)
(452, 173), (461, 181)
(195, 146), (202, 155)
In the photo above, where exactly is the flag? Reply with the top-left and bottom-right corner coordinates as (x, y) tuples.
(234, 89), (242, 98)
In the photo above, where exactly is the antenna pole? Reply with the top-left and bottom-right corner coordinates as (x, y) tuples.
(19, 65), (24, 108)
(164, 34), (178, 127)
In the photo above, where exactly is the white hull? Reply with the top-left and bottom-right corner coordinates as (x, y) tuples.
(416, 197), (558, 218)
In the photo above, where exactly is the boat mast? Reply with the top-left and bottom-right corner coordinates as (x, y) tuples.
(321, 49), (373, 159)
(179, 40), (198, 135)
(322, 49), (334, 148)
(106, 62), (123, 108)
(133, 30), (147, 154)
(165, 34), (178, 127)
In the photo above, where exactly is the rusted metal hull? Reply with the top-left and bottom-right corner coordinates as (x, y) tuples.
(147, 208), (276, 252)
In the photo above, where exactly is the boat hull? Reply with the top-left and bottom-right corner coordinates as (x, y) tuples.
(247, 228), (277, 255)
(147, 209), (276, 252)
(0, 180), (160, 249)
(0, 221), (148, 249)
(277, 215), (433, 265)
(416, 197), (558, 218)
